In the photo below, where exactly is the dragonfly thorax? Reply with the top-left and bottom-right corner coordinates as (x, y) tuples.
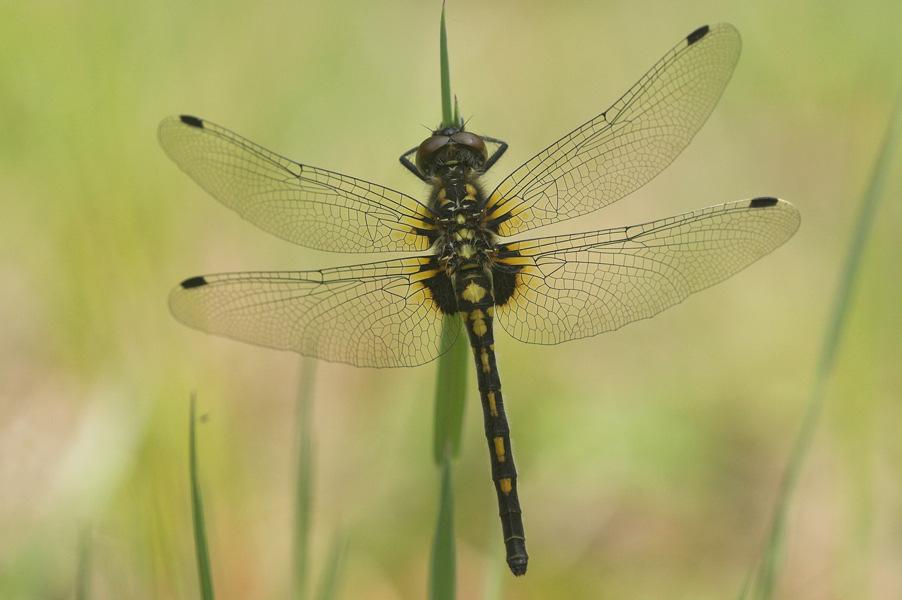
(430, 174), (495, 278)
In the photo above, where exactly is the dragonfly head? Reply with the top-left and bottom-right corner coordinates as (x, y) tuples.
(416, 127), (488, 176)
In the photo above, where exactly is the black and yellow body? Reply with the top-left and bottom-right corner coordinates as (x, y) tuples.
(164, 22), (803, 580)
(457, 273), (528, 576)
(422, 159), (529, 576)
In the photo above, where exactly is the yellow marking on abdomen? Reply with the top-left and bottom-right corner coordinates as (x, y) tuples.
(465, 183), (477, 199)
(487, 391), (498, 416)
(480, 348), (490, 373)
(461, 281), (486, 303)
(471, 309), (487, 337)
(493, 436), (506, 462)
(499, 478), (513, 495)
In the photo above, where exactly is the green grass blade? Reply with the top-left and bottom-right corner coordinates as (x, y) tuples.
(314, 532), (349, 600)
(743, 94), (901, 600)
(293, 358), (317, 600)
(430, 7), (463, 596)
(433, 316), (468, 464)
(428, 455), (456, 600)
(189, 393), (215, 600)
(75, 526), (91, 600)
(482, 556), (503, 600)
(439, 2), (453, 128)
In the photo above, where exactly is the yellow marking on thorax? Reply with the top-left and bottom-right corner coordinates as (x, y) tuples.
(486, 391), (498, 416)
(437, 187), (451, 207)
(411, 268), (438, 283)
(459, 244), (475, 259)
(496, 255), (533, 267)
(461, 281), (486, 303)
(398, 215), (436, 234)
(455, 213), (466, 224)
(480, 348), (490, 373)
(470, 309), (487, 337)
(465, 183), (477, 199)
(493, 436), (506, 462)
(453, 228), (474, 241)
(499, 478), (513, 495)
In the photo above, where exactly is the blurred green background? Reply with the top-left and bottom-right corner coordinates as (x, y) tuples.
(1, 0), (900, 598)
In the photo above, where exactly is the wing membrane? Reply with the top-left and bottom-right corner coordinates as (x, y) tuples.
(159, 116), (435, 253)
(493, 197), (800, 344)
(170, 257), (458, 367)
(486, 24), (742, 236)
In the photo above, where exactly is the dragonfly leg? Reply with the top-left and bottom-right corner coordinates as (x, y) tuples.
(399, 146), (429, 182)
(480, 135), (508, 173)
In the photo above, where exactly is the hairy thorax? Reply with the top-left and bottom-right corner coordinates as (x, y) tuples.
(428, 169), (497, 279)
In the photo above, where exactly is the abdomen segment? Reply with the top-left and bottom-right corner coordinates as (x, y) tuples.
(455, 270), (529, 576)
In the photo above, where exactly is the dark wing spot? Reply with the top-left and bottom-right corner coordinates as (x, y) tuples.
(180, 275), (208, 289)
(179, 115), (204, 128)
(492, 264), (521, 307)
(687, 25), (710, 45)
(749, 196), (779, 208)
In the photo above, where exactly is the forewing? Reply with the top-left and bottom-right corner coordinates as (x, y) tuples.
(493, 198), (800, 344)
(159, 115), (435, 253)
(170, 257), (459, 367)
(485, 24), (742, 235)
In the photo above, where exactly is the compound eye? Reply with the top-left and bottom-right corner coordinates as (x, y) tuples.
(451, 131), (488, 163)
(415, 135), (450, 174)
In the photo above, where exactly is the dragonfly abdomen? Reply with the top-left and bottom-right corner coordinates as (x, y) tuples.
(454, 270), (529, 576)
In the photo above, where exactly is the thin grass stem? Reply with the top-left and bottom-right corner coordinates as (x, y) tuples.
(428, 455), (456, 600)
(439, 2), (453, 128)
(75, 525), (91, 600)
(433, 317), (469, 463)
(315, 532), (349, 600)
(742, 94), (901, 599)
(429, 6), (465, 594)
(293, 358), (317, 600)
(189, 393), (215, 600)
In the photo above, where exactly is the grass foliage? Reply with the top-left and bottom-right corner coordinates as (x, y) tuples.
(439, 3), (453, 129)
(428, 5), (469, 597)
(315, 533), (349, 600)
(293, 359), (316, 599)
(189, 394), (215, 600)
(741, 95), (901, 599)
(75, 527), (91, 600)
(433, 318), (469, 464)
(429, 456), (457, 600)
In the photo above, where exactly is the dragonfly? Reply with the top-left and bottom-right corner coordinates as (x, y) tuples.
(161, 23), (799, 576)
